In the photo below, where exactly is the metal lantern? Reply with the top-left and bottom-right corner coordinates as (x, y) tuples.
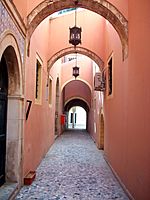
(73, 66), (79, 79)
(69, 26), (82, 46)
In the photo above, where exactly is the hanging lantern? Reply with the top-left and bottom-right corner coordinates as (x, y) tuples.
(73, 66), (79, 79)
(69, 26), (82, 46)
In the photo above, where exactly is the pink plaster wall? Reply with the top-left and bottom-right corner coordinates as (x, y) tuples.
(27, 0), (43, 15)
(13, 0), (27, 20)
(104, 19), (129, 193)
(103, 1), (150, 199)
(108, 0), (128, 18)
(24, 18), (55, 176)
(49, 59), (62, 135)
(125, 1), (150, 199)
(13, 0), (44, 17)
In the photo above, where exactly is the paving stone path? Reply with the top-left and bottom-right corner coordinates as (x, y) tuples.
(15, 130), (129, 200)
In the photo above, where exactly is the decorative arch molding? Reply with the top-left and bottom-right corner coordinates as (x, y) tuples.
(61, 77), (92, 92)
(0, 31), (24, 185)
(27, 0), (128, 60)
(48, 46), (104, 73)
(0, 31), (23, 95)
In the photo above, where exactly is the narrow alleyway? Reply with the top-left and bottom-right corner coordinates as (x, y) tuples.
(16, 131), (129, 200)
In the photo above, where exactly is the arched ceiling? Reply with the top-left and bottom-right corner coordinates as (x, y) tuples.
(63, 80), (92, 108)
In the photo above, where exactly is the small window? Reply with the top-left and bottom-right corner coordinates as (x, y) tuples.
(75, 113), (77, 124)
(35, 59), (42, 102)
(48, 78), (52, 105)
(108, 57), (112, 96)
(70, 113), (73, 123)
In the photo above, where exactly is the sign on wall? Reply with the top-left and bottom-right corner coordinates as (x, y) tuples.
(94, 72), (101, 91)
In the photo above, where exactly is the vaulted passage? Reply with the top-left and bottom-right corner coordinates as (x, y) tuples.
(16, 130), (129, 200)
(1, 1), (150, 199)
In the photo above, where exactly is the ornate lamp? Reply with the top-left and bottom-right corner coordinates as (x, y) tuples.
(72, 53), (79, 79)
(69, 1), (82, 46)
(69, 26), (81, 46)
(73, 66), (79, 79)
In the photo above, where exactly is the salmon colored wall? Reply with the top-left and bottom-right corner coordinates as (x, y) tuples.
(13, 0), (27, 20)
(27, 0), (43, 15)
(88, 90), (98, 141)
(104, 1), (150, 199)
(125, 1), (150, 199)
(48, 10), (105, 61)
(104, 19), (129, 193)
(13, 0), (43, 17)
(49, 59), (62, 135)
(108, 0), (128, 18)
(23, 18), (56, 176)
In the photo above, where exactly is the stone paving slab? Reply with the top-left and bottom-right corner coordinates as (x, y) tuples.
(15, 130), (129, 200)
(0, 183), (18, 200)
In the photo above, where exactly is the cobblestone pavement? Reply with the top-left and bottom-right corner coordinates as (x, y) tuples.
(15, 130), (129, 200)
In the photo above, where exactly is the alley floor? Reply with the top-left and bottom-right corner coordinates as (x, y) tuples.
(15, 130), (129, 200)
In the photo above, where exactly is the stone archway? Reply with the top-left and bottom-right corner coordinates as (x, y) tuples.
(63, 79), (91, 130)
(65, 96), (90, 110)
(48, 46), (104, 73)
(0, 32), (23, 185)
(27, 0), (128, 60)
(64, 98), (89, 130)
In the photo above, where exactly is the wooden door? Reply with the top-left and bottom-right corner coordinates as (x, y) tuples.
(0, 55), (8, 186)
(0, 93), (7, 186)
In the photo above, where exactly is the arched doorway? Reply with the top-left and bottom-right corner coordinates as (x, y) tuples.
(68, 106), (87, 129)
(64, 98), (89, 130)
(0, 32), (23, 186)
(99, 113), (104, 150)
(55, 77), (60, 136)
(0, 54), (8, 186)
